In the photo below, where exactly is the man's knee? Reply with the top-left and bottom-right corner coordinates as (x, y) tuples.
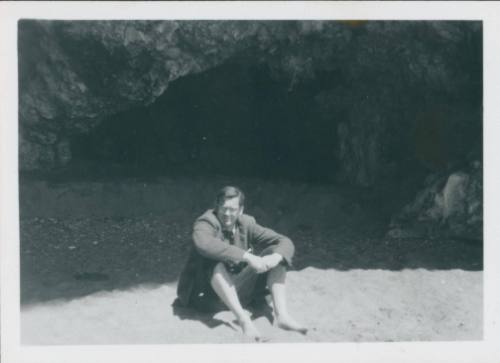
(267, 263), (287, 285)
(210, 262), (234, 287)
(269, 263), (287, 274)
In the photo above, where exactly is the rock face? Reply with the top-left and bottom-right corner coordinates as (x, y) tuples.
(19, 21), (481, 183)
(18, 20), (273, 170)
(388, 159), (482, 240)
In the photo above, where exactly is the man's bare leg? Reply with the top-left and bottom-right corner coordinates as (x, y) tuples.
(210, 263), (261, 339)
(267, 265), (308, 334)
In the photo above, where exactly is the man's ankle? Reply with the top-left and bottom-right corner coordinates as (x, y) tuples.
(237, 312), (252, 324)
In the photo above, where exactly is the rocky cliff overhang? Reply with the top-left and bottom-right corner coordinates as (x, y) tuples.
(19, 20), (482, 187)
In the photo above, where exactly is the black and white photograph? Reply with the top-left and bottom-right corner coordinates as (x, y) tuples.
(1, 2), (499, 363)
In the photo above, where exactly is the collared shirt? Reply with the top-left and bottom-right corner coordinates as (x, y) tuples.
(222, 225), (248, 274)
(222, 226), (236, 243)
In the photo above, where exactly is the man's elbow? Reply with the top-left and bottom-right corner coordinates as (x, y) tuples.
(192, 231), (211, 253)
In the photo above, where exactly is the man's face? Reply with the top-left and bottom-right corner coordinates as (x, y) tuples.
(216, 196), (243, 231)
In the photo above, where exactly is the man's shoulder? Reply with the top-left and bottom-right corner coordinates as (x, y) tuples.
(237, 213), (256, 228)
(195, 209), (219, 226)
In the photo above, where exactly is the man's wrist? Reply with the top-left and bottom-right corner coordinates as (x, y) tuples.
(271, 253), (283, 264)
(242, 251), (253, 263)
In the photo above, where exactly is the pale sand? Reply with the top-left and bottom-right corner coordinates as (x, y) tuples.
(21, 267), (482, 344)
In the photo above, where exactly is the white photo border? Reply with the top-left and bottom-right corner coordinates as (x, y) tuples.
(1, 1), (499, 363)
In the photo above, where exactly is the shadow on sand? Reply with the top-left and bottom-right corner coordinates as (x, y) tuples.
(171, 296), (275, 332)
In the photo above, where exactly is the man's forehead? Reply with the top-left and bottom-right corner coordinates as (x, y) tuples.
(221, 196), (242, 207)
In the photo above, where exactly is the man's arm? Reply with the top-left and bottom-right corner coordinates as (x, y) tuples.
(192, 221), (246, 263)
(242, 251), (268, 273)
(248, 217), (295, 267)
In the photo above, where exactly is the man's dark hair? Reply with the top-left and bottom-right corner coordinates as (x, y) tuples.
(215, 186), (245, 208)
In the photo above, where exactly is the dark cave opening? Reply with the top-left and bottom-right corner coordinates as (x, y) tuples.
(69, 61), (340, 183)
(62, 63), (482, 188)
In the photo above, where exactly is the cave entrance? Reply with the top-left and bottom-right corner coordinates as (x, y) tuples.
(70, 61), (338, 183)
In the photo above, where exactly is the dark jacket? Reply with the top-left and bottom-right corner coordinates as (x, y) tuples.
(176, 209), (295, 307)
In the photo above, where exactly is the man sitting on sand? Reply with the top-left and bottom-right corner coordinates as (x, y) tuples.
(176, 186), (306, 340)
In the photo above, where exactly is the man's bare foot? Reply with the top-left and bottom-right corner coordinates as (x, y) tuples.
(277, 315), (308, 335)
(239, 317), (262, 341)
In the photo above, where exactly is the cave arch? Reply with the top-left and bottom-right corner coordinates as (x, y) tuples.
(19, 20), (482, 187)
